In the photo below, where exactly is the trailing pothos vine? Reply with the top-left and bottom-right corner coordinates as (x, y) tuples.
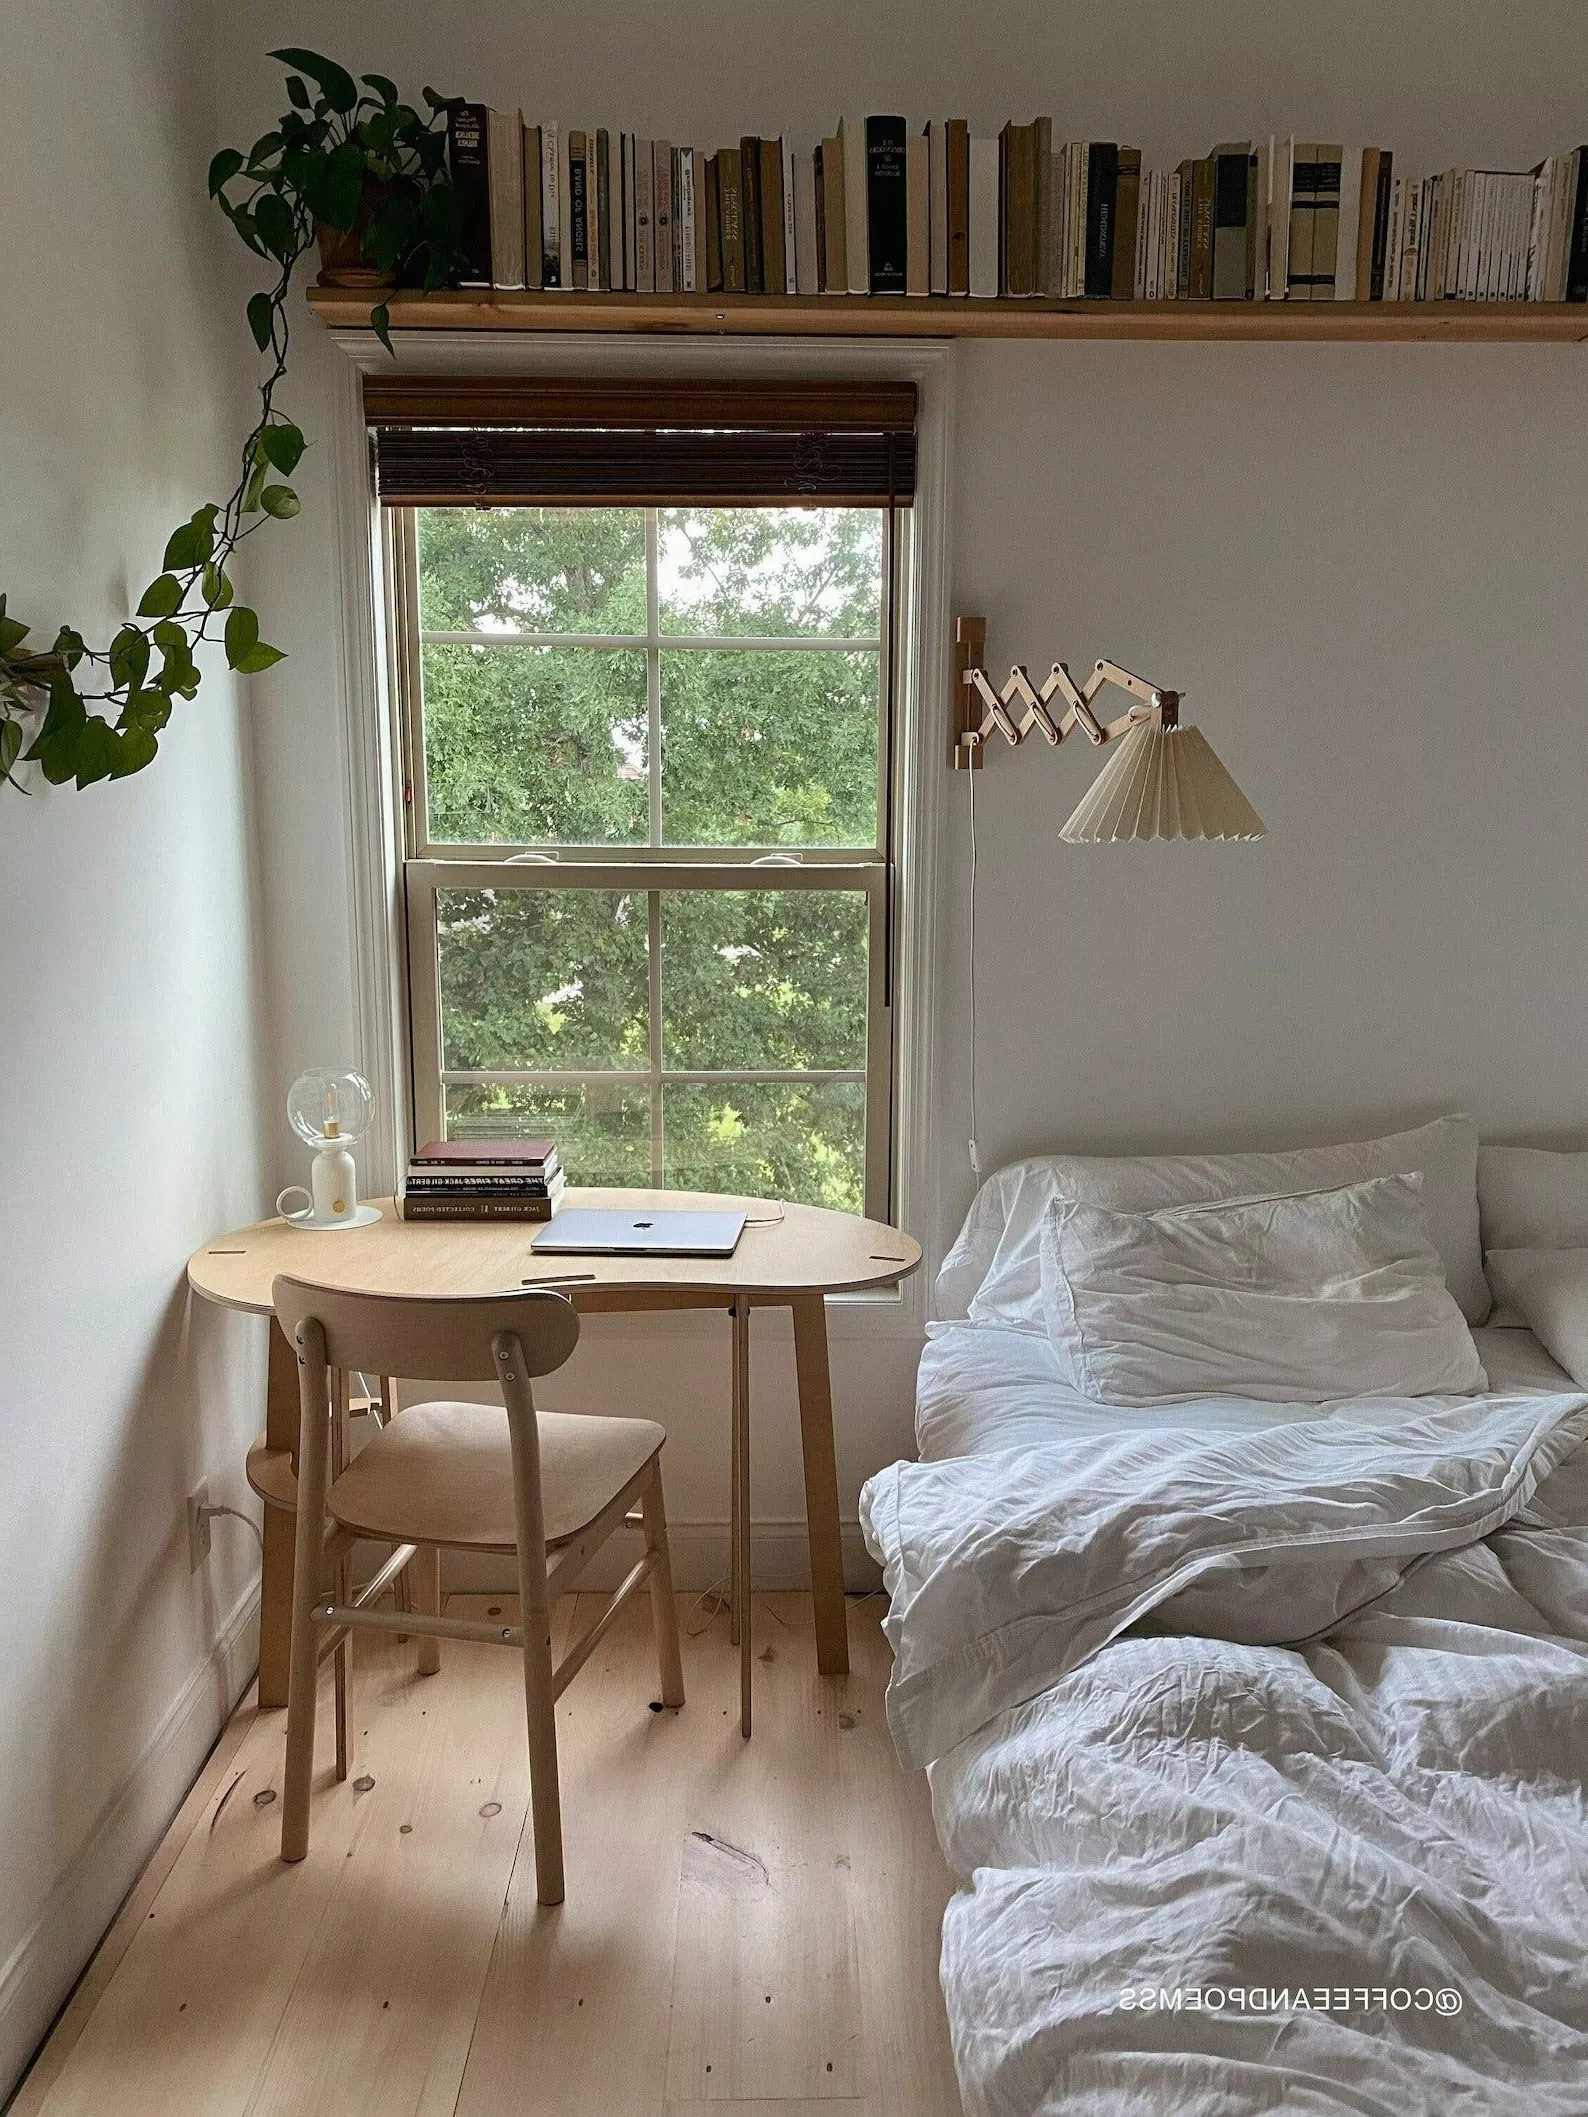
(0, 49), (467, 795)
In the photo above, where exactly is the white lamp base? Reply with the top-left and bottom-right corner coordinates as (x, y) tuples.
(278, 1203), (385, 1233)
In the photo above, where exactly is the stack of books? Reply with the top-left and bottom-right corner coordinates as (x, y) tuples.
(399, 1138), (565, 1222)
(443, 102), (1588, 306)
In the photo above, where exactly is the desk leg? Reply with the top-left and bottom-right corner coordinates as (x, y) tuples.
(791, 1293), (849, 1676)
(258, 1318), (299, 1709)
(733, 1295), (752, 1738)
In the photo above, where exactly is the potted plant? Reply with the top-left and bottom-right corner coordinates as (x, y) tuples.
(0, 49), (467, 794)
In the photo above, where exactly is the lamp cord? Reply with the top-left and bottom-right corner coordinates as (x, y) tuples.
(967, 750), (981, 1178)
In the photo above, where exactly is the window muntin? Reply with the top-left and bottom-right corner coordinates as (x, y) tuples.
(397, 501), (897, 1218)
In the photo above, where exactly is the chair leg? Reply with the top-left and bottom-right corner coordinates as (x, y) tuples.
(413, 1546), (442, 1677)
(642, 1461), (685, 1709)
(282, 1352), (332, 1864)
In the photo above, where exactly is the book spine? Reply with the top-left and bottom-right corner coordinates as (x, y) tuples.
(401, 1198), (559, 1221)
(1048, 146), (1066, 297)
(1285, 142), (1314, 298)
(593, 129), (610, 289)
(448, 103), (492, 285)
(556, 124), (572, 289)
(1546, 152), (1574, 300)
(719, 147), (745, 292)
(619, 133), (632, 290)
(841, 116), (869, 293)
(1311, 143), (1342, 299)
(1209, 142), (1248, 299)
(1135, 166), (1153, 297)
(866, 115), (909, 294)
(1353, 149), (1379, 300)
(1368, 150), (1393, 298)
(1162, 170), (1180, 297)
(1247, 143), (1265, 297)
(1112, 145), (1141, 299)
(678, 146), (696, 291)
(740, 136), (764, 293)
(522, 124), (543, 289)
(1264, 137), (1289, 298)
(759, 136), (786, 295)
(795, 148), (819, 294)
(1563, 150), (1588, 299)
(541, 122), (560, 287)
(820, 133), (846, 292)
(1189, 156), (1214, 299)
(782, 137), (798, 292)
(694, 149), (709, 292)
(1084, 141), (1118, 297)
(946, 119), (970, 294)
(928, 122), (949, 294)
(704, 152), (724, 292)
(568, 129), (588, 289)
(906, 130), (929, 293)
(405, 1181), (561, 1197)
(634, 138), (654, 291)
(487, 109), (525, 290)
(1174, 157), (1193, 298)
(968, 134), (999, 297)
(813, 146), (827, 291)
(1034, 116), (1053, 294)
(653, 141), (674, 292)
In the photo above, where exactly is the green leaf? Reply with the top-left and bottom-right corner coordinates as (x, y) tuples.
(0, 596), (27, 658)
(120, 688), (173, 734)
(260, 483), (300, 520)
(269, 47), (358, 114)
(252, 190), (297, 261)
(73, 715), (121, 788)
(137, 573), (183, 618)
(25, 667), (87, 778)
(370, 302), (394, 357)
(361, 72), (399, 105)
(162, 521), (201, 569)
(0, 717), (22, 784)
(51, 625), (87, 667)
(109, 726), (159, 778)
(305, 138), (364, 230)
(234, 640), (286, 675)
(258, 421), (306, 474)
(247, 290), (275, 351)
(242, 456), (270, 513)
(201, 562), (234, 609)
(108, 624), (150, 688)
(224, 606), (263, 668)
(285, 74), (311, 110)
(207, 147), (245, 196)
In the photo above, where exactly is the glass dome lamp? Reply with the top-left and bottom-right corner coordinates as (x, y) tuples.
(277, 1068), (382, 1231)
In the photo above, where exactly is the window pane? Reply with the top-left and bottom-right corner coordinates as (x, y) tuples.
(658, 508), (882, 638)
(421, 645), (647, 845)
(660, 649), (878, 847)
(661, 889), (869, 1072)
(417, 506), (647, 634)
(663, 1081), (865, 1213)
(437, 888), (648, 1071)
(445, 1082), (651, 1186)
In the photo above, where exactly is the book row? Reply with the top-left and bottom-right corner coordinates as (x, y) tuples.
(444, 107), (1588, 305)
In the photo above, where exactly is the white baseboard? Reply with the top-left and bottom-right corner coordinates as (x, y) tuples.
(0, 1583), (260, 2105)
(441, 1518), (883, 1597)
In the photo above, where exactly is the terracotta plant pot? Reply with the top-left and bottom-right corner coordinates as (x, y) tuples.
(315, 177), (400, 290)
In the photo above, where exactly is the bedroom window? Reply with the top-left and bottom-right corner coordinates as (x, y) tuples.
(377, 380), (915, 1219)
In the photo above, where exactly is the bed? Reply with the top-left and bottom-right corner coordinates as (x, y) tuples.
(861, 1118), (1588, 2116)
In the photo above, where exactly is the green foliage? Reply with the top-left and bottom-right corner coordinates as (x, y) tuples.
(415, 505), (885, 1211)
(1, 49), (467, 796)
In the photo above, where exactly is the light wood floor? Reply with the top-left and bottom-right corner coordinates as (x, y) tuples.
(13, 1592), (964, 2117)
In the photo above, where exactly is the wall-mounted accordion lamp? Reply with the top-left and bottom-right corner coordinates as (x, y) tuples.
(951, 615), (1266, 842)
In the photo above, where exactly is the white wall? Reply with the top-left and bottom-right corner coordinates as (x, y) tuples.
(213, 0), (1588, 1580)
(0, 0), (270, 2091)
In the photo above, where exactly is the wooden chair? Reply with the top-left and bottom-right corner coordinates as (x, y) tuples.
(272, 1274), (686, 1904)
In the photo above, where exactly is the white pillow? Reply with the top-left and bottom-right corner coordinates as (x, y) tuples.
(936, 1114), (1488, 1328)
(1039, 1173), (1487, 1407)
(1479, 1146), (1588, 1250)
(1484, 1248), (1588, 1388)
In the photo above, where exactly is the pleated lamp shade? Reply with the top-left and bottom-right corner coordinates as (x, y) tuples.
(1059, 721), (1265, 844)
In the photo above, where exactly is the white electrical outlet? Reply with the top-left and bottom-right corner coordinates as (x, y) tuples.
(187, 1482), (211, 1570)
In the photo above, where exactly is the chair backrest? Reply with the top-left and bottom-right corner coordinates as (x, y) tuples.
(271, 1276), (580, 1384)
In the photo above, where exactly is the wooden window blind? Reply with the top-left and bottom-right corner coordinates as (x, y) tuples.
(364, 377), (916, 508)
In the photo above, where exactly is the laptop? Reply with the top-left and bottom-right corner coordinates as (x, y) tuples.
(528, 1207), (747, 1258)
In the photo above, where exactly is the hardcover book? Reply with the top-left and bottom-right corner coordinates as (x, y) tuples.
(759, 136), (787, 296)
(819, 133), (847, 292)
(486, 109), (525, 290)
(1083, 141), (1119, 298)
(568, 128), (588, 289)
(719, 146), (746, 292)
(740, 135), (764, 293)
(634, 137), (654, 291)
(866, 115), (908, 294)
(840, 115), (869, 293)
(541, 121), (561, 287)
(946, 119), (970, 294)
(522, 123), (543, 289)
(1210, 141), (1250, 299)
(1111, 146), (1142, 299)
(653, 140), (674, 292)
(412, 1139), (558, 1165)
(448, 103), (491, 285)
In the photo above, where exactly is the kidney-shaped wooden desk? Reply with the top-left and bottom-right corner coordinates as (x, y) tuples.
(189, 1188), (920, 1734)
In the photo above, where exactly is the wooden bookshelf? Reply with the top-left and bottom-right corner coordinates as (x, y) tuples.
(306, 286), (1588, 341)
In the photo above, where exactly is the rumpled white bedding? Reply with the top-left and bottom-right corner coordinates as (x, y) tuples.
(861, 1381), (1588, 2115)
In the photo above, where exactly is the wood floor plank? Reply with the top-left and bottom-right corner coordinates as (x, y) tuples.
(240, 1597), (570, 2117)
(664, 1594), (861, 2103)
(454, 1589), (702, 2117)
(840, 1605), (963, 2117)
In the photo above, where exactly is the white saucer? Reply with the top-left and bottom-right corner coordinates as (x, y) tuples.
(279, 1204), (384, 1232)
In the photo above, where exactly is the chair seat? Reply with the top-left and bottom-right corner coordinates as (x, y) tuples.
(324, 1400), (666, 1552)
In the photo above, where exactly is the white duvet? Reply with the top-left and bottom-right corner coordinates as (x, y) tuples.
(860, 1388), (1588, 2116)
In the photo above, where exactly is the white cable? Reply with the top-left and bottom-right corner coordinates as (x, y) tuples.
(201, 1503), (265, 1557)
(967, 746), (981, 1177)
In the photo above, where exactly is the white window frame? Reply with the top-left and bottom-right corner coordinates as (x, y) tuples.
(323, 331), (952, 1332)
(392, 502), (902, 1218)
